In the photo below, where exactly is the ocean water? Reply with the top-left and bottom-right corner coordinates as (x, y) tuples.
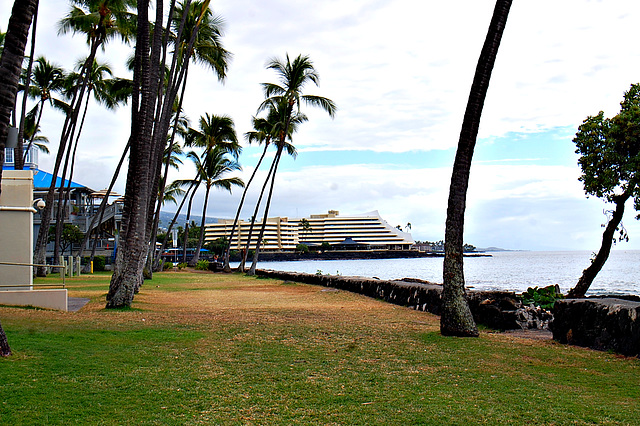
(241, 250), (640, 296)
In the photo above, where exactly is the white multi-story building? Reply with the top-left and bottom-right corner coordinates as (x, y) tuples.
(204, 210), (414, 251)
(297, 210), (414, 250)
(204, 217), (300, 251)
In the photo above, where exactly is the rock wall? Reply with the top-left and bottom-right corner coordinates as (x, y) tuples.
(552, 298), (640, 357)
(255, 269), (522, 330)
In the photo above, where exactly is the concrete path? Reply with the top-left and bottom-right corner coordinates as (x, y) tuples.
(68, 297), (90, 312)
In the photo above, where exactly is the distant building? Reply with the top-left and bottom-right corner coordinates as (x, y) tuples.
(4, 147), (122, 260)
(204, 210), (414, 251)
(204, 216), (299, 252)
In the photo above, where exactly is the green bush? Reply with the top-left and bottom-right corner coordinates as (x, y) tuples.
(195, 260), (209, 271)
(163, 261), (174, 271)
(177, 262), (188, 270)
(521, 285), (563, 310)
(93, 255), (106, 272)
(296, 243), (309, 253)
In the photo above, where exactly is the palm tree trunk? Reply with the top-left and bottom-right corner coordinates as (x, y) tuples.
(567, 193), (630, 298)
(154, 181), (195, 270)
(54, 89), (91, 263)
(23, 100), (44, 164)
(248, 148), (283, 275)
(189, 184), (210, 266)
(33, 25), (104, 275)
(0, 0), (38, 194)
(0, 319), (10, 357)
(15, 0), (38, 171)
(182, 179), (200, 263)
(442, 0), (512, 337)
(223, 143), (269, 271)
(238, 151), (277, 272)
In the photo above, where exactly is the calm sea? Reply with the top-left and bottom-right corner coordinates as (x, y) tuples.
(240, 250), (640, 296)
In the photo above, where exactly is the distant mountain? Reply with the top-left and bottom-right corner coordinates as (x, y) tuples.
(157, 211), (219, 230)
(478, 246), (511, 252)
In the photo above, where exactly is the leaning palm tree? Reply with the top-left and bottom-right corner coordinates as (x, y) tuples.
(246, 54), (336, 275)
(186, 113), (241, 158)
(187, 147), (244, 266)
(21, 56), (68, 161)
(52, 58), (131, 265)
(442, 0), (512, 337)
(34, 0), (136, 276)
(235, 101), (304, 272)
(0, 0), (39, 358)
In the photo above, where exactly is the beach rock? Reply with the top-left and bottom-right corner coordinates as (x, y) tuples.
(551, 298), (640, 357)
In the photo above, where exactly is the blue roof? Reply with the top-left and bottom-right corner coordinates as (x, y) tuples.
(3, 164), (90, 190)
(32, 168), (86, 189)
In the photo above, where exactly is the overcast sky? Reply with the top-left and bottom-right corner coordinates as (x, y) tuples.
(2, 0), (640, 251)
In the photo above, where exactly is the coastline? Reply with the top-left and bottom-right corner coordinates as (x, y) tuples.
(237, 250), (490, 262)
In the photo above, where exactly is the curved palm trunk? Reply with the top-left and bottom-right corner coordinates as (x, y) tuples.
(15, 0), (39, 171)
(0, 0), (38, 193)
(154, 181), (195, 271)
(182, 180), (200, 263)
(223, 143), (269, 271)
(0, 0), (38, 358)
(567, 193), (630, 298)
(442, 0), (512, 337)
(23, 100), (45, 163)
(248, 149), (283, 275)
(149, 78), (189, 273)
(189, 184), (210, 266)
(34, 25), (105, 276)
(0, 319), (10, 357)
(54, 90), (91, 262)
(76, 139), (131, 269)
(238, 152), (277, 272)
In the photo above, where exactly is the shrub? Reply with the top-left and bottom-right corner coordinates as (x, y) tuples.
(177, 262), (188, 270)
(195, 260), (209, 271)
(296, 243), (309, 253)
(93, 256), (106, 272)
(521, 285), (564, 310)
(321, 242), (331, 251)
(163, 261), (174, 271)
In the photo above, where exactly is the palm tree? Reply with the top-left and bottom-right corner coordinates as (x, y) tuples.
(34, 0), (136, 276)
(0, 0), (38, 358)
(223, 103), (304, 271)
(52, 58), (130, 265)
(0, 0), (38, 187)
(187, 113), (241, 158)
(187, 147), (244, 266)
(21, 57), (68, 160)
(246, 54), (336, 275)
(442, 0), (512, 337)
(171, 0), (230, 81)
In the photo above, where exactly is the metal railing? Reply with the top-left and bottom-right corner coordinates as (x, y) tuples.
(0, 261), (66, 288)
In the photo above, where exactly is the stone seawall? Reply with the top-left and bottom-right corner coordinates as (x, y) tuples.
(255, 269), (521, 330)
(552, 298), (640, 357)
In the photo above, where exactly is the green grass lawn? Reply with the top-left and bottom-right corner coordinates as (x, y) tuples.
(1, 271), (638, 425)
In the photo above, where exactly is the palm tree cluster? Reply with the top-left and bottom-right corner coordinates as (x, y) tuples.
(1, 1), (335, 310)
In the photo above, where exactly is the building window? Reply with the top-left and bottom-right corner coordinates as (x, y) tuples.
(4, 147), (13, 164)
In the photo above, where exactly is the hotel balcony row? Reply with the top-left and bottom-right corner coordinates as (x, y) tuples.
(204, 210), (414, 251)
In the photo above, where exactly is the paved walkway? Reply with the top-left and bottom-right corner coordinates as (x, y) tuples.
(68, 297), (90, 312)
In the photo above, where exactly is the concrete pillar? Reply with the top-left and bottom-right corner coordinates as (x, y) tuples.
(0, 170), (34, 290)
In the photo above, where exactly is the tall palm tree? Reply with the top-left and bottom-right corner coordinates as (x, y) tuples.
(442, 0), (512, 337)
(187, 147), (244, 266)
(187, 113), (241, 158)
(235, 102), (304, 272)
(21, 57), (68, 160)
(0, 0), (39, 358)
(246, 54), (336, 275)
(34, 0), (136, 276)
(52, 58), (131, 264)
(0, 0), (38, 185)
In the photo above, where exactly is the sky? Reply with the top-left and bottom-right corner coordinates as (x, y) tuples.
(2, 0), (640, 251)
